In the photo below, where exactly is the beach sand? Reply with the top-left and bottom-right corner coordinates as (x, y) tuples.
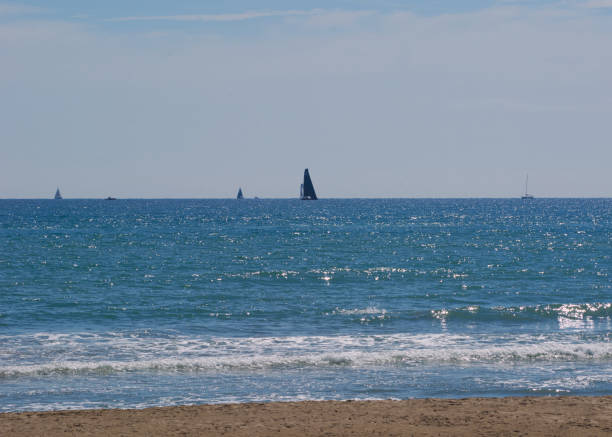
(1, 396), (611, 436)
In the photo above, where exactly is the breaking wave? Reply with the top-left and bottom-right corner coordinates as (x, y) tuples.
(330, 302), (612, 323)
(1, 331), (610, 378)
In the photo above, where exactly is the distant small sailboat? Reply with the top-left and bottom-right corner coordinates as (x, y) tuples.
(521, 174), (534, 200)
(237, 188), (244, 200)
(300, 168), (318, 200)
(54, 187), (63, 200)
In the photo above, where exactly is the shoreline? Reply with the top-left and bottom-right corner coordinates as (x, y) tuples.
(2, 396), (611, 436)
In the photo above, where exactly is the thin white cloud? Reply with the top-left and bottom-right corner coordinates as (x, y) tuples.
(583, 0), (612, 7)
(0, 3), (45, 15)
(108, 9), (323, 23)
(297, 10), (374, 29)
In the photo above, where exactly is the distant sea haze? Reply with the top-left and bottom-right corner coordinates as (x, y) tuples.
(1, 199), (611, 411)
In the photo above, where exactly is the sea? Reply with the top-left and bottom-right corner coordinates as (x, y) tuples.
(0, 199), (611, 412)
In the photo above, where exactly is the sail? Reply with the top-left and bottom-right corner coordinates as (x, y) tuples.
(301, 169), (317, 200)
(54, 188), (62, 200)
(521, 174), (534, 199)
(237, 188), (244, 200)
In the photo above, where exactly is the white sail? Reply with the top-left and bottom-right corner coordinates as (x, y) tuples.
(521, 175), (533, 199)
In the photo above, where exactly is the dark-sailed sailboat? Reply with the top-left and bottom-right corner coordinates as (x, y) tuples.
(300, 169), (318, 200)
(237, 188), (244, 200)
(54, 187), (63, 200)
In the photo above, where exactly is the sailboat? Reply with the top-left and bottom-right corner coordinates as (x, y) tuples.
(54, 187), (63, 200)
(237, 188), (244, 200)
(521, 174), (534, 200)
(300, 169), (318, 200)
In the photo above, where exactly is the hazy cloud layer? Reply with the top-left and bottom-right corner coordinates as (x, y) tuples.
(0, 3), (44, 15)
(108, 10), (322, 23)
(1, 4), (612, 197)
(583, 0), (612, 8)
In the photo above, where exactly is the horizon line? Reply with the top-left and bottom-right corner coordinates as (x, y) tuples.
(2, 196), (612, 200)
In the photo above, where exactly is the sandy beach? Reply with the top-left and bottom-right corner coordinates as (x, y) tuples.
(1, 396), (611, 436)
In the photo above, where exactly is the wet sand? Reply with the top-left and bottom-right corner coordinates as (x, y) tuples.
(1, 396), (611, 436)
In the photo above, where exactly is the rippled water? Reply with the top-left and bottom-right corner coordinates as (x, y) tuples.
(0, 199), (611, 411)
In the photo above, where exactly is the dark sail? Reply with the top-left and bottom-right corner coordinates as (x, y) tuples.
(300, 169), (317, 200)
(237, 188), (244, 200)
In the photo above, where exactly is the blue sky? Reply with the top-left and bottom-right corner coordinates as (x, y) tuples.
(0, 1), (510, 18)
(2, 1), (612, 197)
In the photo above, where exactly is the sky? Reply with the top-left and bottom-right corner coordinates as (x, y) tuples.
(2, 0), (612, 198)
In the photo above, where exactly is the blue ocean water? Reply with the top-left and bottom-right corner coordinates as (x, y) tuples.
(0, 199), (611, 412)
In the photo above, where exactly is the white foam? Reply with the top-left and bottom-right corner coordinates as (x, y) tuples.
(333, 307), (386, 315)
(1, 331), (611, 378)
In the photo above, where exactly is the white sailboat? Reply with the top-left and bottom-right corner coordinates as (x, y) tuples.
(521, 175), (534, 200)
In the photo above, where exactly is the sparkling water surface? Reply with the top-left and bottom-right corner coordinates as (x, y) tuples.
(0, 199), (611, 411)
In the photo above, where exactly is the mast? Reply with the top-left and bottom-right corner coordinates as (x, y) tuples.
(521, 174), (534, 199)
(300, 168), (317, 200)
